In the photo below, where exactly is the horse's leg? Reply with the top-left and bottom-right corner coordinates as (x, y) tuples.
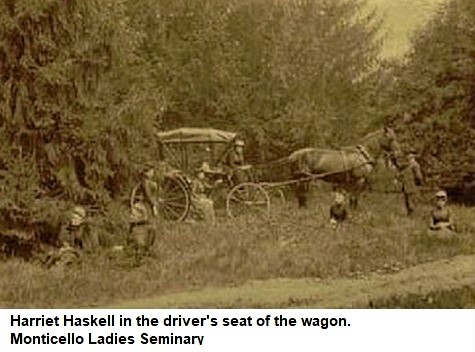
(349, 193), (358, 209)
(295, 180), (309, 208)
(351, 177), (369, 209)
(290, 155), (310, 208)
(348, 186), (358, 209)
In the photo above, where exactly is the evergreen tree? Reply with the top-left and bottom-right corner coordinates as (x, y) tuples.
(0, 0), (155, 229)
(381, 0), (475, 188)
(128, 0), (382, 161)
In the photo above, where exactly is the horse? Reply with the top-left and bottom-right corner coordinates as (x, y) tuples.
(288, 128), (395, 208)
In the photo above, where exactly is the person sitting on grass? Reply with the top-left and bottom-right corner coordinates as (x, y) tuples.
(330, 191), (348, 230)
(43, 241), (81, 268)
(429, 190), (455, 235)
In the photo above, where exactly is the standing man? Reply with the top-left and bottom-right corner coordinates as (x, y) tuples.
(398, 150), (423, 216)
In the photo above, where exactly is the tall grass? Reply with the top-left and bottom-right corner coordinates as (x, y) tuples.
(1, 191), (474, 308)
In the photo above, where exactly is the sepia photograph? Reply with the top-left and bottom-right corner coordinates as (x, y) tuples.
(0, 0), (474, 309)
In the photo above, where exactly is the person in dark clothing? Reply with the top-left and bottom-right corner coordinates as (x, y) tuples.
(227, 139), (245, 166)
(226, 139), (248, 185)
(330, 191), (348, 229)
(398, 150), (423, 216)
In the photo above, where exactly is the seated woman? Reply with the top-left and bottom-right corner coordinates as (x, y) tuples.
(330, 191), (348, 230)
(429, 190), (455, 236)
(190, 165), (217, 224)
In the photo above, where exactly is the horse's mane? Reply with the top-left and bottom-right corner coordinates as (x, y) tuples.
(288, 147), (315, 161)
(287, 128), (385, 163)
(358, 128), (384, 146)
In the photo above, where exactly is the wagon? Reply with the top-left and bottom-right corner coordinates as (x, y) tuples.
(130, 127), (273, 221)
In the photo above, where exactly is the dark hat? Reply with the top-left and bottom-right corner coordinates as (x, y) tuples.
(141, 162), (155, 174)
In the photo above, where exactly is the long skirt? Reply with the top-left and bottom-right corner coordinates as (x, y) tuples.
(191, 196), (215, 224)
(427, 227), (455, 240)
(129, 224), (157, 252)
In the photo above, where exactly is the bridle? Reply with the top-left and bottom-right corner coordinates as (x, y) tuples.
(355, 145), (375, 166)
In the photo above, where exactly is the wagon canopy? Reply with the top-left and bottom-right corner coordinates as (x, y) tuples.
(156, 127), (239, 174)
(157, 128), (237, 144)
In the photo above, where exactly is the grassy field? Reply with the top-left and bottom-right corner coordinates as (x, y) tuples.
(367, 0), (446, 58)
(110, 254), (475, 308)
(0, 0), (467, 309)
(1, 186), (474, 308)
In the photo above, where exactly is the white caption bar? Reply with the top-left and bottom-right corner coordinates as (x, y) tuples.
(1, 309), (474, 352)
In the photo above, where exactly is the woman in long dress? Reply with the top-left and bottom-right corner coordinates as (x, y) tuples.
(190, 167), (216, 224)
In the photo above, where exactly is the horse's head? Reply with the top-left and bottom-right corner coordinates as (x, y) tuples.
(358, 128), (400, 166)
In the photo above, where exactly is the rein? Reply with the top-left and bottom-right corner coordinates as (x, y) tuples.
(251, 155), (291, 169)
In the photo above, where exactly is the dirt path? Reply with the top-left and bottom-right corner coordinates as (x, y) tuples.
(109, 254), (475, 308)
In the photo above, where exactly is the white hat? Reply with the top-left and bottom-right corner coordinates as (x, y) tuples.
(235, 139), (245, 146)
(334, 192), (345, 204)
(70, 206), (86, 226)
(196, 162), (210, 173)
(435, 190), (447, 199)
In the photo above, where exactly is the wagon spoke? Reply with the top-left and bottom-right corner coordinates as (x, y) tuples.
(226, 183), (270, 218)
(228, 195), (245, 203)
(160, 200), (188, 209)
(160, 205), (182, 219)
(159, 194), (187, 203)
(162, 201), (188, 211)
(130, 176), (189, 222)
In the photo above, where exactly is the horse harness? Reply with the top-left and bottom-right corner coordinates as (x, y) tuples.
(338, 145), (374, 182)
(355, 145), (375, 165)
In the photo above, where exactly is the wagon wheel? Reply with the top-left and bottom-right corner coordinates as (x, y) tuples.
(226, 182), (270, 218)
(158, 176), (191, 221)
(130, 176), (190, 222)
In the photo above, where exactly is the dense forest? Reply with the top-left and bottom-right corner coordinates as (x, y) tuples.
(380, 0), (475, 191)
(0, 0), (473, 230)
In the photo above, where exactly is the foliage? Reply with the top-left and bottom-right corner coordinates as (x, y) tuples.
(378, 0), (475, 187)
(128, 0), (382, 161)
(0, 0), (162, 231)
(0, 0), (385, 235)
